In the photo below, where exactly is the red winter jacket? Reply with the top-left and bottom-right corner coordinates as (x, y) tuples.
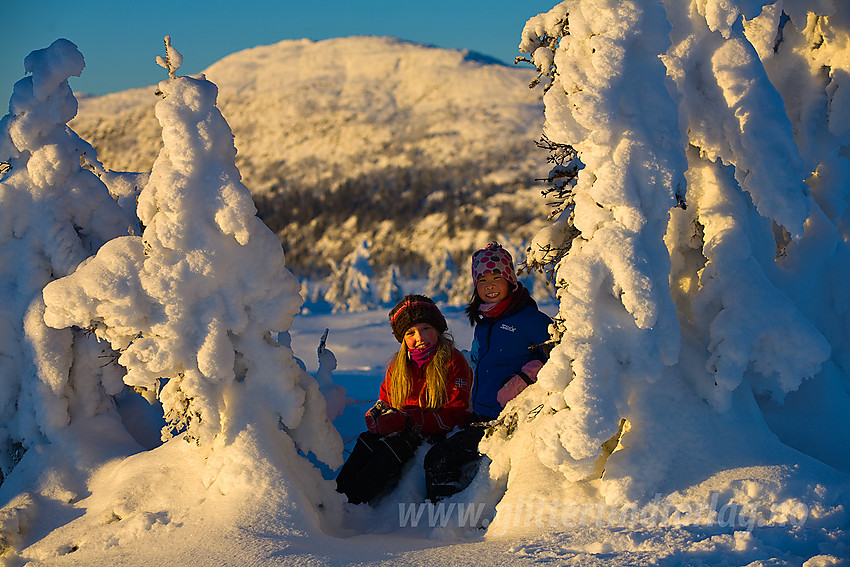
(377, 348), (472, 435)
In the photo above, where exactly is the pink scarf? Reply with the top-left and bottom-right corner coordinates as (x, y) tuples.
(480, 295), (512, 319)
(408, 345), (437, 368)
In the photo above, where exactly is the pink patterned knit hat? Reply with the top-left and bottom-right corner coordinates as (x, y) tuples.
(471, 242), (517, 289)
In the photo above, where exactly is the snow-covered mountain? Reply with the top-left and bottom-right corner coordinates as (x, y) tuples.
(71, 36), (550, 279)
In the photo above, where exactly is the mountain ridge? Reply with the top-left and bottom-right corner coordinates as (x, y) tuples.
(70, 36), (551, 283)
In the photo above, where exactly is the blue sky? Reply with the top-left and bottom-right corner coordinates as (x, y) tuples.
(1, 0), (557, 98)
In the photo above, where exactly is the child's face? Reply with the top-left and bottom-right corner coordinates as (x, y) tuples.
(404, 323), (438, 350)
(476, 273), (511, 304)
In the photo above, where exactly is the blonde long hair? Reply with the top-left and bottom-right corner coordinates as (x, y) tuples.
(387, 333), (453, 410)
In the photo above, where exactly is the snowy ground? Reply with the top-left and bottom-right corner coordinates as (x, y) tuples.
(290, 304), (850, 567)
(0, 301), (847, 566)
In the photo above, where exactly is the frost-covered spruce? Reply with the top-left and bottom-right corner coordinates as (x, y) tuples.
(512, 0), (688, 479)
(476, 0), (849, 522)
(43, 46), (342, 472)
(425, 249), (455, 304)
(378, 263), (404, 306)
(0, 39), (132, 478)
(324, 239), (376, 312)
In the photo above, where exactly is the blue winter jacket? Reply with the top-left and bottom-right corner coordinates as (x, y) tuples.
(469, 287), (552, 419)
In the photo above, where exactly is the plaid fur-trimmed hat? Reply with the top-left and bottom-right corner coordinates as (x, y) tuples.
(471, 242), (517, 288)
(389, 295), (448, 342)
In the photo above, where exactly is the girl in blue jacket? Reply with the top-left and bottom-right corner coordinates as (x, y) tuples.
(423, 242), (552, 501)
(466, 242), (552, 419)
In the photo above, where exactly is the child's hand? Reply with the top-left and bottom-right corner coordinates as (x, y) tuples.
(402, 406), (425, 433)
(521, 360), (544, 379)
(497, 375), (529, 407)
(365, 402), (426, 435)
(496, 362), (542, 407)
(365, 401), (394, 433)
(372, 411), (408, 435)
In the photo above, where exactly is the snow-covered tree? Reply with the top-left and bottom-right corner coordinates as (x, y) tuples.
(448, 259), (474, 306)
(0, 39), (133, 481)
(323, 239), (376, 312)
(476, 0), (850, 528)
(41, 40), (343, 484)
(425, 249), (455, 303)
(377, 263), (404, 306)
(313, 329), (352, 421)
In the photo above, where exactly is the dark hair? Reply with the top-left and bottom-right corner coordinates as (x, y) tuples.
(465, 291), (483, 326)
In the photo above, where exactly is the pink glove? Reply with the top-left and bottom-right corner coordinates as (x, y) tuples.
(521, 360), (544, 380)
(497, 375), (529, 407)
(496, 360), (543, 407)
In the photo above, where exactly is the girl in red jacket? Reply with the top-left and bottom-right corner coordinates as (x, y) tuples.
(336, 295), (472, 505)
